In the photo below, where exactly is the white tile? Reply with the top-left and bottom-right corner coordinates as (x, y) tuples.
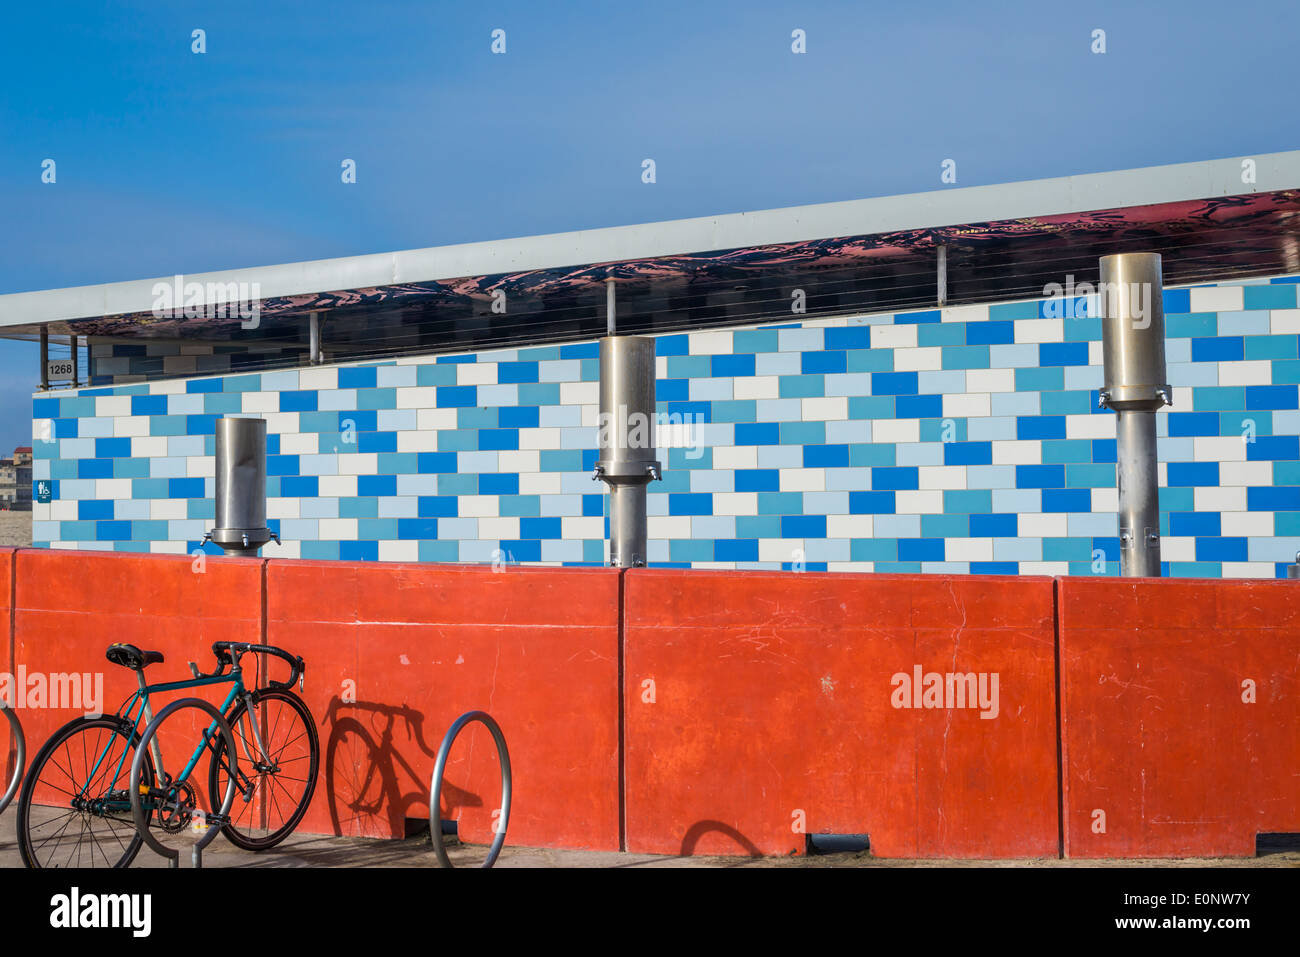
(895, 490), (943, 513)
(378, 540), (419, 562)
(396, 430), (440, 452)
(689, 330), (733, 354)
(1189, 285), (1243, 313)
(945, 537), (994, 561)
(186, 456), (215, 478)
(1220, 511), (1272, 536)
(262, 412), (299, 434)
(941, 304), (988, 324)
(278, 433), (316, 455)
(1222, 561), (1274, 578)
(1192, 436), (1247, 461)
(1195, 485), (1245, 511)
(734, 376), (779, 400)
(560, 382), (598, 405)
(943, 393), (991, 418)
(1066, 414), (1116, 439)
(991, 440), (1041, 465)
(802, 396), (848, 420)
(132, 436), (169, 457)
(1014, 317), (1063, 344)
(1270, 309), (1300, 334)
(1019, 561), (1069, 576)
(395, 387), (439, 409)
(416, 408), (457, 431)
(648, 515), (692, 538)
(242, 392), (279, 414)
(1162, 536), (1195, 561)
(872, 419), (920, 442)
(827, 514), (872, 537)
(113, 416), (151, 437)
(780, 468), (826, 492)
(298, 367), (338, 391)
(479, 517), (520, 539)
(893, 347), (942, 371)
(518, 472), (561, 494)
(96, 396), (131, 417)
(713, 445), (758, 469)
(96, 478), (132, 498)
(456, 362), (497, 385)
(1217, 360), (1272, 387)
(499, 450), (539, 472)
(562, 516), (604, 539)
(458, 496), (499, 518)
(1091, 487), (1118, 512)
(871, 325), (917, 349)
(336, 453), (378, 475)
(517, 427), (561, 450)
(917, 465), (966, 490)
(319, 518), (358, 539)
(966, 368), (1015, 393)
(319, 475), (358, 497)
(1219, 460), (1272, 486)
(266, 497), (300, 520)
(1020, 512), (1066, 537)
(758, 538), (803, 563)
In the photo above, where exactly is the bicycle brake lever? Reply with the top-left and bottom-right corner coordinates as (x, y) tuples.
(189, 661), (201, 679)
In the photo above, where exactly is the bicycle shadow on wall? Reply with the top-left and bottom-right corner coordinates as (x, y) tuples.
(322, 696), (484, 840)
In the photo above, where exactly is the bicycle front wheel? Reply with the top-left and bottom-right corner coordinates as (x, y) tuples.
(209, 688), (319, 850)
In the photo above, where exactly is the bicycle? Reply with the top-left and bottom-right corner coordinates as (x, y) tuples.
(16, 640), (319, 868)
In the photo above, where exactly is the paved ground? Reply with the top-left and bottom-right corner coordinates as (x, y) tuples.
(0, 512), (30, 547)
(1, 813), (1296, 867)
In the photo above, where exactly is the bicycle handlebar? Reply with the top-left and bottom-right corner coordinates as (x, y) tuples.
(211, 641), (305, 691)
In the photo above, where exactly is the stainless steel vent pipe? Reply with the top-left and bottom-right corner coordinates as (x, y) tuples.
(205, 417), (278, 556)
(594, 336), (661, 567)
(1098, 253), (1170, 577)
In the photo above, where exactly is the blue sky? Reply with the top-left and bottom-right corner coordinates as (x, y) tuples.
(1, 0), (1297, 451)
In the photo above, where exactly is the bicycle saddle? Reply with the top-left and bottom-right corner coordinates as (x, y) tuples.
(105, 643), (165, 671)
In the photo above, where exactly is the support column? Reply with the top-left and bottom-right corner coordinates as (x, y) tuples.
(1098, 252), (1169, 577)
(70, 335), (79, 388)
(605, 279), (616, 336)
(937, 245), (948, 306)
(309, 311), (321, 365)
(39, 329), (48, 390)
(594, 335), (661, 567)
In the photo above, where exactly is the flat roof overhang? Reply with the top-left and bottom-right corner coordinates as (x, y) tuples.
(3, 150), (1299, 364)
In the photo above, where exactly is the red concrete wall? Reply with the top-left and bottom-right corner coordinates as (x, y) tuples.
(11, 549), (264, 812)
(1, 549), (15, 792)
(266, 560), (621, 851)
(623, 569), (1060, 857)
(1059, 577), (1300, 858)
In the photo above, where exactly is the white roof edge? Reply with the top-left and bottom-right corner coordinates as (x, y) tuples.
(3, 150), (1298, 330)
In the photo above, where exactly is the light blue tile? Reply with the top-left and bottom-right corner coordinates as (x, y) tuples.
(298, 454), (339, 475)
(825, 468), (873, 491)
(539, 405), (582, 427)
(318, 389), (358, 411)
(77, 417), (114, 438)
(1167, 362), (1218, 387)
(757, 445), (803, 469)
(149, 457), (187, 478)
(824, 373), (873, 396)
(378, 409), (418, 432)
(778, 329), (823, 352)
(993, 487), (1038, 511)
(1156, 437), (1195, 461)
(376, 365), (418, 388)
(437, 518), (478, 539)
(57, 479), (96, 498)
(478, 384), (519, 406)
(539, 359), (581, 382)
(165, 394), (205, 415)
(260, 370), (299, 392)
(993, 538), (1041, 561)
(804, 538), (851, 562)
(1215, 310), (1271, 336)
(805, 491), (849, 513)
(1063, 365), (1103, 390)
(1165, 338), (1192, 363)
(299, 497), (340, 519)
(559, 426), (597, 449)
(277, 519), (318, 540)
(689, 378), (733, 401)
(916, 370), (966, 394)
(1069, 513), (1117, 536)
(459, 450), (500, 472)
(540, 494), (582, 516)
(755, 398), (803, 421)
(167, 435), (206, 457)
(693, 516), (735, 538)
(875, 514), (921, 537)
(689, 470), (733, 493)
(967, 465), (1016, 489)
(896, 443), (944, 466)
(114, 499), (151, 520)
(967, 416), (1017, 441)
(61, 438), (94, 459)
(377, 497), (419, 518)
(755, 352), (801, 376)
(991, 392), (1039, 416)
(825, 420), (873, 443)
(541, 539), (584, 562)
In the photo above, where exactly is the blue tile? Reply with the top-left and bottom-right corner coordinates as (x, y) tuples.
(895, 394), (942, 418)
(340, 540), (379, 562)
(735, 422), (779, 445)
(437, 385), (478, 407)
(965, 320), (1014, 345)
(583, 494), (604, 517)
(782, 515), (826, 538)
(871, 467), (918, 490)
(971, 562), (1018, 575)
(78, 499), (113, 520)
(559, 342), (599, 360)
(521, 517), (562, 539)
(356, 474), (394, 496)
(711, 354), (755, 377)
(96, 520), (131, 540)
(1163, 288), (1191, 313)
(1246, 435), (1298, 461)
(1038, 342), (1089, 366)
(417, 451), (458, 473)
(78, 458), (113, 479)
(1170, 512), (1220, 536)
(1166, 461), (1219, 486)
(500, 539), (542, 562)
(1245, 385), (1297, 411)
(1042, 488), (1091, 512)
(1168, 412), (1221, 437)
(167, 477), (204, 499)
(715, 539), (759, 562)
(339, 366), (378, 389)
(1016, 416), (1066, 440)
(279, 390), (318, 411)
(479, 472), (519, 495)
(735, 469), (780, 492)
(498, 362), (539, 383)
(895, 309), (941, 324)
(970, 513), (1017, 536)
(944, 441), (992, 465)
(898, 538), (944, 561)
(668, 493), (713, 516)
(824, 327), (873, 350)
(358, 431), (397, 453)
(266, 455), (299, 476)
(417, 496), (459, 517)
(279, 475), (318, 497)
(131, 394), (168, 415)
(1247, 486), (1300, 510)
(1191, 336), (1244, 362)
(1016, 464), (1064, 488)
(872, 371), (918, 395)
(1195, 537), (1247, 562)
(94, 437), (131, 458)
(802, 351), (846, 374)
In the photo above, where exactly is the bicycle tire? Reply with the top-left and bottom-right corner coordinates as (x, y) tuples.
(208, 688), (319, 851)
(17, 715), (155, 869)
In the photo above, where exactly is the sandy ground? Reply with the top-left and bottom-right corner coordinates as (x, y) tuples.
(0, 512), (31, 547)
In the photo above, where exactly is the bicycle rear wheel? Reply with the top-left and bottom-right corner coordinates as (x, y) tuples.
(17, 716), (155, 869)
(208, 688), (319, 850)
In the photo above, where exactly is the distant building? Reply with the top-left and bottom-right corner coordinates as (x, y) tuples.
(0, 447), (33, 510)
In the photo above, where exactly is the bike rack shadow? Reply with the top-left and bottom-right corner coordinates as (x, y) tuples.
(322, 696), (481, 840)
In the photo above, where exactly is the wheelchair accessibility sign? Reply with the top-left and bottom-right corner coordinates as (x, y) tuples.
(35, 480), (52, 503)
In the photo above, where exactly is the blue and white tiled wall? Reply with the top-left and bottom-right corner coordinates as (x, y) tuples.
(32, 274), (1300, 577)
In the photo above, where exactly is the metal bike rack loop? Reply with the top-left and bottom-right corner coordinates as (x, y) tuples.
(130, 697), (238, 869)
(429, 710), (512, 868)
(0, 703), (24, 815)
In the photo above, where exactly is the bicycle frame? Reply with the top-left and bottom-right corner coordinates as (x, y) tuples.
(80, 662), (272, 817)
